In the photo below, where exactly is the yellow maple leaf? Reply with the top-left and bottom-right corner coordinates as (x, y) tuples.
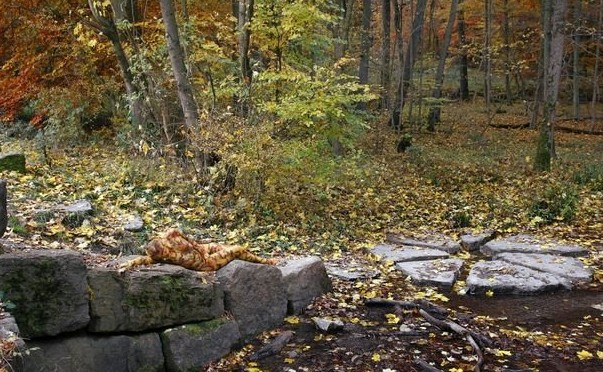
(597, 350), (603, 359)
(284, 316), (300, 325)
(371, 353), (381, 362)
(485, 289), (494, 297)
(385, 313), (400, 324)
(577, 350), (594, 360)
(284, 358), (295, 364)
(494, 349), (512, 356)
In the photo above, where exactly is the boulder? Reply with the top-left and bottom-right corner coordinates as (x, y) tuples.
(0, 314), (25, 350)
(0, 153), (25, 173)
(386, 233), (461, 253)
(216, 260), (287, 340)
(59, 199), (94, 228)
(18, 333), (163, 372)
(161, 318), (241, 371)
(0, 250), (89, 338)
(372, 243), (449, 262)
(494, 253), (592, 284)
(481, 234), (587, 257)
(460, 231), (495, 251)
(466, 260), (571, 295)
(88, 264), (224, 333)
(395, 258), (464, 287)
(279, 256), (332, 314)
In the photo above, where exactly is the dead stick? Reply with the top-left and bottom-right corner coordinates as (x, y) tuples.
(419, 309), (486, 372)
(365, 297), (448, 318)
(249, 330), (294, 361)
(414, 358), (445, 372)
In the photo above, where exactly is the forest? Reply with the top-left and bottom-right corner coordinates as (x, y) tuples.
(0, 0), (602, 371)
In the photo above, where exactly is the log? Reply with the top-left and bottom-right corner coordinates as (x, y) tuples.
(249, 330), (294, 361)
(364, 297), (449, 318)
(0, 180), (7, 239)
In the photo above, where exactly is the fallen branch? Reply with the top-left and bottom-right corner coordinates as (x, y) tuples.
(488, 123), (603, 135)
(365, 297), (449, 318)
(248, 330), (294, 361)
(419, 309), (487, 372)
(414, 358), (445, 372)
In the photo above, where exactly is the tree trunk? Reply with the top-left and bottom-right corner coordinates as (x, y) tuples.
(535, 0), (567, 171)
(401, 0), (428, 106)
(427, 0), (458, 131)
(381, 0), (391, 108)
(503, 0), (512, 105)
(335, 0), (356, 60)
(358, 0), (371, 110)
(239, 0), (254, 85)
(572, 0), (581, 119)
(159, 0), (200, 134)
(591, 0), (602, 127)
(457, 0), (469, 101)
(0, 180), (6, 239)
(392, 0), (405, 130)
(484, 0), (493, 113)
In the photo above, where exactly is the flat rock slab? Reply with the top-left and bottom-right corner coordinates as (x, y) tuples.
(395, 258), (464, 287)
(123, 215), (144, 232)
(161, 319), (241, 371)
(494, 253), (592, 284)
(460, 231), (496, 251)
(0, 250), (89, 338)
(466, 261), (571, 295)
(20, 333), (164, 372)
(325, 264), (380, 281)
(59, 199), (93, 214)
(280, 256), (332, 314)
(372, 243), (449, 262)
(386, 233), (461, 253)
(481, 234), (587, 257)
(88, 264), (224, 333)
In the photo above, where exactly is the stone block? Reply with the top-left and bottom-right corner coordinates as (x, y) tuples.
(217, 260), (287, 339)
(0, 250), (89, 338)
(161, 318), (240, 371)
(0, 153), (25, 173)
(18, 333), (163, 372)
(88, 264), (224, 332)
(280, 256), (332, 314)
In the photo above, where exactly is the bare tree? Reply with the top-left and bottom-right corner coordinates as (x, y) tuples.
(484, 0), (493, 115)
(239, 0), (254, 85)
(457, 0), (469, 100)
(381, 0), (391, 108)
(392, 0), (405, 129)
(572, 0), (581, 119)
(591, 0), (602, 127)
(427, 0), (459, 131)
(503, 0), (512, 105)
(401, 0), (428, 106)
(334, 0), (356, 60)
(358, 0), (371, 110)
(159, 0), (200, 136)
(535, 0), (567, 171)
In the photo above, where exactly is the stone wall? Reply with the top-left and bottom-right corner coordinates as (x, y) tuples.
(0, 251), (331, 372)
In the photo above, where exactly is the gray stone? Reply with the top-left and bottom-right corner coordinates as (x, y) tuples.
(0, 153), (25, 173)
(395, 258), (464, 287)
(386, 233), (461, 253)
(124, 216), (144, 232)
(372, 243), (449, 262)
(216, 260), (287, 340)
(0, 250), (89, 338)
(0, 314), (25, 350)
(19, 333), (163, 372)
(279, 256), (332, 314)
(161, 319), (241, 371)
(481, 234), (587, 257)
(325, 265), (380, 281)
(466, 261), (571, 295)
(494, 253), (592, 284)
(460, 231), (496, 251)
(88, 264), (224, 333)
(312, 317), (344, 332)
(59, 200), (93, 228)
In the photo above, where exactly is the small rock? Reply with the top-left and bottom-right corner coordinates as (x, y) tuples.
(124, 215), (144, 232)
(59, 200), (94, 228)
(460, 231), (496, 251)
(0, 153), (26, 173)
(372, 243), (450, 262)
(60, 200), (93, 214)
(398, 324), (414, 334)
(592, 303), (603, 311)
(312, 317), (344, 332)
(395, 258), (464, 287)
(287, 350), (299, 358)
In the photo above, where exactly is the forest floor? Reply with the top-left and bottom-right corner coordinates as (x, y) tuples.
(1, 102), (603, 371)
